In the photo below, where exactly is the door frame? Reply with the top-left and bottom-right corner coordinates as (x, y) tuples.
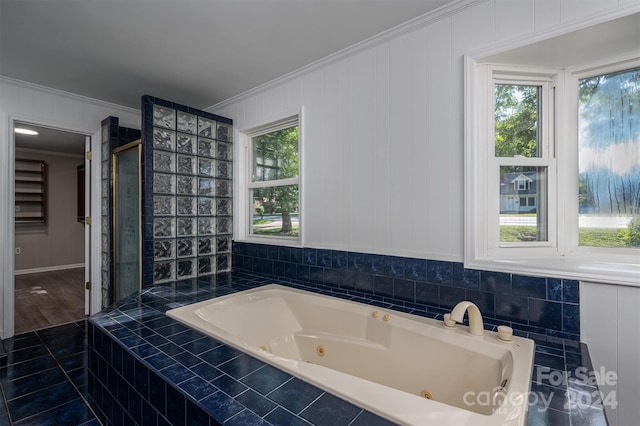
(2, 116), (102, 338)
(84, 135), (91, 315)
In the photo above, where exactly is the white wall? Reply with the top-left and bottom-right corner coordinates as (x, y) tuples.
(0, 77), (140, 338)
(582, 282), (640, 426)
(209, 0), (639, 423)
(212, 0), (637, 262)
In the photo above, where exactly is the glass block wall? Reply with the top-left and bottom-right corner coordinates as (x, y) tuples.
(100, 116), (141, 307)
(141, 96), (233, 286)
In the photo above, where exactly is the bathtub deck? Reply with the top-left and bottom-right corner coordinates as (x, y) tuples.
(85, 271), (608, 426)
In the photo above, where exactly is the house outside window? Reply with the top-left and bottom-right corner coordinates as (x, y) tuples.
(513, 174), (531, 191)
(502, 172), (537, 213)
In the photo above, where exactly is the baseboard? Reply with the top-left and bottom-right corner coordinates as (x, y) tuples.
(14, 263), (85, 276)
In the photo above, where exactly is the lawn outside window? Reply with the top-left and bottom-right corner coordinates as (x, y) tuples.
(245, 114), (301, 243)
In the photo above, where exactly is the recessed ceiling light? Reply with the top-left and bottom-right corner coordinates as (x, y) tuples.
(14, 128), (39, 136)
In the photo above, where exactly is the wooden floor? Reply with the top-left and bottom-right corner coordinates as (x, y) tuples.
(14, 268), (87, 335)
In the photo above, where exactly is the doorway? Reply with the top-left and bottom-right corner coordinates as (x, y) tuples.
(13, 122), (90, 334)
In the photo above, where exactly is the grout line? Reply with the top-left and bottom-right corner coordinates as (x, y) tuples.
(346, 409), (365, 426)
(0, 380), (13, 425)
(35, 321), (102, 425)
(296, 391), (326, 416)
(2, 324), (91, 425)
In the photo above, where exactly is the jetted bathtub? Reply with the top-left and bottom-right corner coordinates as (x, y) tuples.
(167, 284), (535, 425)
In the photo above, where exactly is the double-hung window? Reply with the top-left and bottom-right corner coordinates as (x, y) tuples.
(246, 116), (300, 240)
(491, 72), (556, 252)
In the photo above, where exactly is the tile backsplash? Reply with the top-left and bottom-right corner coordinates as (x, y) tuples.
(233, 242), (580, 342)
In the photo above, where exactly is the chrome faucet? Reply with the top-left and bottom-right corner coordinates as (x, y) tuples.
(450, 301), (484, 336)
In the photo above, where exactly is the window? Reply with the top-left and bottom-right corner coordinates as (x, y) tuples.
(577, 67), (640, 248)
(492, 73), (555, 247)
(465, 56), (639, 285)
(247, 116), (300, 240)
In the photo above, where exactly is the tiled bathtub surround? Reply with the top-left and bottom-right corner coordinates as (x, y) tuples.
(87, 272), (605, 426)
(88, 274), (392, 426)
(232, 242), (581, 342)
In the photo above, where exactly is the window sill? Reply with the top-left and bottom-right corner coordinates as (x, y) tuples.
(465, 256), (640, 287)
(238, 236), (302, 248)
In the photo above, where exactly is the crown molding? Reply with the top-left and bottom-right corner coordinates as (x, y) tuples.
(0, 75), (140, 116)
(206, 0), (485, 113)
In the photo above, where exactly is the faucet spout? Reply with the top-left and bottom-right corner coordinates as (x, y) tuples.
(450, 301), (484, 336)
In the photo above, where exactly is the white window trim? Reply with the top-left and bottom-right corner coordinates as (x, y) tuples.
(465, 56), (640, 287)
(236, 108), (304, 247)
(488, 69), (558, 254)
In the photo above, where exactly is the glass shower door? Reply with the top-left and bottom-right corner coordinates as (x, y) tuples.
(113, 140), (141, 302)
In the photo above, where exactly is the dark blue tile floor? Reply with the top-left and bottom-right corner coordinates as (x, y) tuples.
(0, 321), (98, 425)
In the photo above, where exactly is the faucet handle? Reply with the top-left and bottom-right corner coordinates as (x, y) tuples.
(497, 325), (513, 342)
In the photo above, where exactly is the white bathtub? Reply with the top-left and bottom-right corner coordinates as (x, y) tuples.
(167, 284), (534, 426)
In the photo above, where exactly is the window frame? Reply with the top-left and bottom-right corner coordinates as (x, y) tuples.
(465, 57), (640, 286)
(237, 110), (303, 246)
(489, 70), (558, 252)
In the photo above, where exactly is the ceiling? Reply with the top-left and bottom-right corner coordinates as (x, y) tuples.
(14, 123), (86, 155)
(1, 0), (456, 111)
(4, 2), (636, 155)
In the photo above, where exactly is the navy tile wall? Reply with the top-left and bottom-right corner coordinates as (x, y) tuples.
(233, 242), (581, 342)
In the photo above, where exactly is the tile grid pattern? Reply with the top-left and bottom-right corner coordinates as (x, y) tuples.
(87, 271), (605, 426)
(0, 321), (98, 425)
(88, 273), (393, 426)
(233, 242), (581, 342)
(141, 96), (233, 287)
